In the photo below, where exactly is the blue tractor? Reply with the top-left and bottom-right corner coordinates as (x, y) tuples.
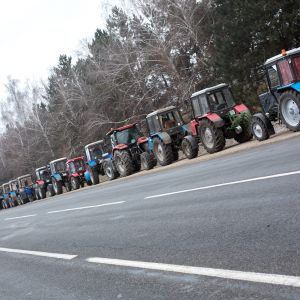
(1, 183), (11, 209)
(49, 157), (71, 195)
(146, 106), (198, 166)
(17, 174), (36, 203)
(84, 140), (119, 183)
(251, 47), (300, 141)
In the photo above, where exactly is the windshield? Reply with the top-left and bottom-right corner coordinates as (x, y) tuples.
(115, 127), (142, 145)
(10, 181), (18, 191)
(40, 170), (51, 181)
(89, 145), (103, 160)
(70, 160), (85, 173)
(54, 160), (66, 172)
(159, 110), (182, 130)
(207, 88), (235, 111)
(20, 176), (33, 188)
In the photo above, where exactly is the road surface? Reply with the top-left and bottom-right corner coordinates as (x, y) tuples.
(0, 136), (299, 299)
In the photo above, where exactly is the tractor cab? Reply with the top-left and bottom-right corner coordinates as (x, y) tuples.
(108, 124), (145, 148)
(36, 166), (51, 183)
(66, 157), (86, 175)
(146, 106), (185, 136)
(18, 174), (35, 203)
(66, 157), (91, 190)
(49, 157), (67, 175)
(259, 47), (300, 131)
(85, 140), (111, 163)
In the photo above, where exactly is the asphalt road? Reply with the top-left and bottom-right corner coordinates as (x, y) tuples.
(0, 136), (300, 300)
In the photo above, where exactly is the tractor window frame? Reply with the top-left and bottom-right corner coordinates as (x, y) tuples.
(278, 59), (294, 86)
(158, 110), (183, 131)
(89, 144), (104, 161)
(292, 55), (300, 81)
(191, 94), (210, 118)
(147, 116), (161, 135)
(266, 64), (280, 89)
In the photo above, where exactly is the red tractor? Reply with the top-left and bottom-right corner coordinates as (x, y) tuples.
(189, 83), (253, 153)
(65, 157), (92, 190)
(107, 123), (156, 177)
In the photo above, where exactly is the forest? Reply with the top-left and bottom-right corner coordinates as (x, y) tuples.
(0, 0), (299, 182)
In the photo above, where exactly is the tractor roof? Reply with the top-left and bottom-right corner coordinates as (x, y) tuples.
(49, 157), (67, 164)
(8, 179), (18, 184)
(191, 83), (228, 98)
(2, 183), (9, 187)
(264, 47), (300, 65)
(85, 140), (104, 150)
(106, 123), (137, 136)
(36, 166), (47, 172)
(146, 106), (177, 118)
(67, 156), (84, 164)
(17, 174), (32, 180)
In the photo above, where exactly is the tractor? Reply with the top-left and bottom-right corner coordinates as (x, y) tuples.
(17, 174), (36, 203)
(146, 106), (198, 166)
(34, 166), (55, 199)
(2, 183), (12, 208)
(49, 157), (70, 195)
(84, 140), (119, 183)
(189, 83), (253, 153)
(65, 156), (92, 190)
(251, 47), (300, 141)
(8, 179), (23, 205)
(107, 123), (156, 177)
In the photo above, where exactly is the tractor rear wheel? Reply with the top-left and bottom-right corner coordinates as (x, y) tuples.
(141, 152), (156, 170)
(52, 179), (63, 195)
(71, 177), (80, 190)
(153, 138), (173, 166)
(251, 117), (269, 141)
(103, 160), (118, 180)
(181, 137), (198, 159)
(114, 150), (134, 177)
(47, 185), (55, 197)
(35, 188), (41, 200)
(279, 90), (300, 131)
(234, 122), (253, 143)
(199, 120), (225, 153)
(90, 168), (100, 185)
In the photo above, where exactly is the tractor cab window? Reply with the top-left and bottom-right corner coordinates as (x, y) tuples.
(40, 170), (51, 181)
(115, 127), (143, 145)
(72, 160), (84, 173)
(267, 65), (280, 88)
(20, 177), (33, 188)
(191, 94), (209, 117)
(53, 161), (66, 173)
(222, 88), (235, 106)
(147, 116), (161, 134)
(10, 182), (18, 191)
(159, 111), (182, 130)
(90, 145), (103, 160)
(208, 92), (225, 111)
(278, 59), (294, 85)
(293, 56), (300, 81)
(3, 185), (10, 193)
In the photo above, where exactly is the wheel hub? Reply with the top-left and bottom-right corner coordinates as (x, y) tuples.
(203, 128), (214, 148)
(253, 123), (263, 138)
(282, 99), (300, 127)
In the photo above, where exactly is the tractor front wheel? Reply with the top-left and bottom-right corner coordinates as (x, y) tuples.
(103, 160), (118, 180)
(52, 179), (63, 195)
(251, 117), (269, 141)
(181, 137), (198, 159)
(71, 177), (80, 190)
(279, 90), (300, 131)
(199, 120), (225, 153)
(39, 187), (46, 199)
(141, 152), (156, 170)
(234, 122), (253, 144)
(47, 185), (55, 197)
(153, 138), (173, 166)
(114, 150), (134, 177)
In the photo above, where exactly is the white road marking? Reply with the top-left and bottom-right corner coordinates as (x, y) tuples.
(145, 170), (300, 199)
(47, 201), (125, 214)
(5, 214), (37, 221)
(86, 257), (300, 288)
(0, 247), (77, 260)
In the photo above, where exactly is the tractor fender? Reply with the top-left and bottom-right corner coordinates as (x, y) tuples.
(84, 171), (91, 183)
(234, 104), (250, 113)
(36, 179), (45, 186)
(183, 135), (198, 149)
(137, 136), (148, 144)
(71, 173), (80, 177)
(252, 113), (275, 135)
(190, 120), (199, 136)
(113, 144), (128, 154)
(277, 82), (300, 93)
(155, 132), (172, 144)
(205, 113), (225, 128)
(88, 160), (97, 168)
(52, 173), (62, 181)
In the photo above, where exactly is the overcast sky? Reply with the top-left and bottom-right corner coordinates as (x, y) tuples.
(0, 0), (120, 100)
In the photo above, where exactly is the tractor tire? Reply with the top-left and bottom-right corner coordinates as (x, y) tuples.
(141, 152), (156, 170)
(35, 188), (41, 200)
(199, 120), (225, 154)
(234, 122), (253, 144)
(81, 181), (85, 188)
(52, 179), (63, 195)
(65, 181), (71, 192)
(251, 117), (269, 141)
(172, 148), (179, 161)
(153, 138), (173, 166)
(103, 160), (118, 180)
(90, 168), (100, 185)
(279, 90), (300, 131)
(39, 187), (46, 199)
(114, 150), (134, 177)
(47, 185), (55, 197)
(181, 137), (198, 159)
(71, 177), (80, 190)
(28, 194), (34, 202)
